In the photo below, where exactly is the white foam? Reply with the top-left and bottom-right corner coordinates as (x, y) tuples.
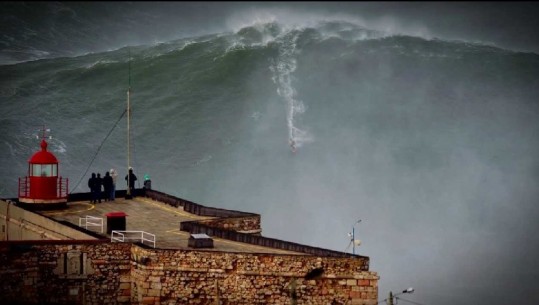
(269, 31), (314, 148)
(85, 59), (118, 69)
(225, 8), (434, 42)
(51, 139), (67, 154)
(193, 155), (212, 166)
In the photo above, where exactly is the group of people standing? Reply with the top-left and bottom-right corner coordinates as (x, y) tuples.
(88, 168), (131, 203)
(88, 168), (143, 203)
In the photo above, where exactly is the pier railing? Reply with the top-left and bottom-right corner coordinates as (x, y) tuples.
(79, 216), (103, 233)
(111, 230), (156, 248)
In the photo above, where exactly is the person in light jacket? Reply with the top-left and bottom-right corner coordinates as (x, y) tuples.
(109, 168), (118, 201)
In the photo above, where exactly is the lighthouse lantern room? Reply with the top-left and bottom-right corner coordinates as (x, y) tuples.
(18, 132), (68, 208)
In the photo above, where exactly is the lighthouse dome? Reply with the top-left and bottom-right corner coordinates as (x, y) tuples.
(29, 140), (58, 164)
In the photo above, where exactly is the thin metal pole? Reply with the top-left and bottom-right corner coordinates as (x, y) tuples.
(126, 48), (132, 197)
(127, 87), (131, 196)
(352, 226), (355, 255)
(352, 219), (361, 255)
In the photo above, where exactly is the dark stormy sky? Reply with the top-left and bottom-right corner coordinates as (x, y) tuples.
(2, 2), (539, 305)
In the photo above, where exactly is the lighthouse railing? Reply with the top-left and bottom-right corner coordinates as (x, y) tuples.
(18, 177), (30, 198)
(58, 177), (68, 198)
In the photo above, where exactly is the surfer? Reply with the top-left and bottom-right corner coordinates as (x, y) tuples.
(289, 138), (296, 153)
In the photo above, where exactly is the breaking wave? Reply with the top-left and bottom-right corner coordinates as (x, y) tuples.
(0, 20), (538, 200)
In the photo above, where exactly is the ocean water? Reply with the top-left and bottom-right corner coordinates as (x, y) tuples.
(1, 20), (539, 305)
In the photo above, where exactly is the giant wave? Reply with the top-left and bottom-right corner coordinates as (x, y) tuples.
(1, 20), (539, 305)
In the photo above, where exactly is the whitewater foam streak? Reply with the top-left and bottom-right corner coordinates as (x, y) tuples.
(270, 31), (313, 148)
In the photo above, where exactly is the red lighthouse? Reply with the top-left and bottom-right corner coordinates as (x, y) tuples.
(18, 137), (68, 208)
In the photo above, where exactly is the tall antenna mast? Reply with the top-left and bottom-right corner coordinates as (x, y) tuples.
(126, 47), (132, 198)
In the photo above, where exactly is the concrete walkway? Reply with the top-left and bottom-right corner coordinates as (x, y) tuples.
(40, 196), (303, 255)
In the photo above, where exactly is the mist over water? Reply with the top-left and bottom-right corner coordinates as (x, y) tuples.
(1, 11), (539, 305)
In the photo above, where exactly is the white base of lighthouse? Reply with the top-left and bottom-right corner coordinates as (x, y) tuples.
(19, 198), (68, 204)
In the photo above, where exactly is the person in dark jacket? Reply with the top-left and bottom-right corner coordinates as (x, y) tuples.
(95, 173), (103, 203)
(88, 173), (97, 203)
(125, 168), (137, 197)
(103, 171), (113, 202)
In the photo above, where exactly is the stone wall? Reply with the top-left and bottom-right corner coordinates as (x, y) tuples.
(131, 246), (378, 305)
(0, 242), (378, 305)
(0, 241), (131, 305)
(196, 216), (262, 234)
